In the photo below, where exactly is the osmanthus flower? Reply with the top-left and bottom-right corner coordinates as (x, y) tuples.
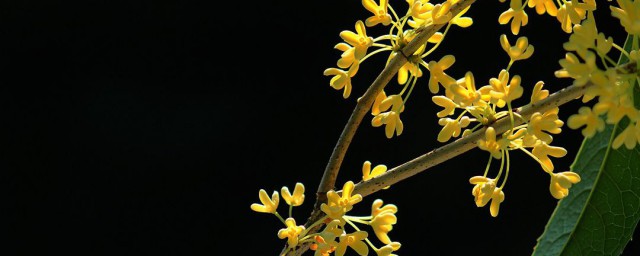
(432, 95), (457, 117)
(530, 81), (549, 104)
(549, 171), (581, 199)
(250, 189), (279, 214)
(532, 141), (567, 173)
(450, 5), (473, 28)
(611, 0), (640, 36)
(555, 51), (606, 87)
(310, 235), (338, 256)
(500, 34), (534, 62)
(449, 71), (480, 107)
(369, 200), (398, 244)
(324, 68), (354, 99)
(527, 0), (558, 16)
(612, 123), (640, 149)
(278, 218), (305, 248)
(339, 20), (373, 60)
(477, 127), (509, 159)
(371, 199), (398, 217)
(489, 188), (505, 217)
(362, 0), (392, 27)
(372, 90), (389, 115)
(527, 108), (564, 143)
(556, 0), (596, 33)
(431, 1), (453, 25)
(372, 95), (405, 138)
(281, 182), (305, 207)
(563, 12), (613, 59)
(407, 0), (435, 28)
(334, 43), (360, 71)
(498, 0), (529, 35)
(469, 176), (497, 207)
(393, 44), (426, 85)
(362, 161), (389, 189)
(437, 116), (470, 142)
(427, 55), (457, 94)
(374, 242), (401, 256)
(470, 176), (505, 217)
(567, 106), (605, 138)
(320, 181), (363, 220)
(335, 231), (369, 256)
(594, 92), (638, 125)
(486, 69), (523, 108)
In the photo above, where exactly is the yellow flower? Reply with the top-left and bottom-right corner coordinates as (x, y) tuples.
(278, 218), (305, 248)
(321, 181), (363, 219)
(427, 55), (457, 93)
(450, 5), (473, 28)
(530, 81), (549, 104)
(281, 182), (305, 206)
(339, 20), (373, 60)
(431, 2), (452, 24)
(532, 141), (567, 172)
(487, 69), (523, 108)
(372, 95), (405, 138)
(477, 127), (509, 159)
(555, 51), (605, 87)
(437, 116), (470, 142)
(549, 171), (581, 199)
(449, 71), (480, 107)
(250, 189), (279, 214)
(372, 111), (404, 138)
(370, 203), (397, 244)
(567, 106), (605, 138)
(374, 242), (401, 256)
(310, 235), (338, 256)
(612, 124), (639, 149)
(556, 1), (595, 33)
(334, 43), (360, 72)
(489, 187), (505, 217)
(335, 231), (369, 256)
(394, 46), (425, 85)
(500, 34), (534, 62)
(498, 0), (529, 35)
(527, 0), (558, 16)
(371, 199), (398, 217)
(528, 108), (564, 144)
(362, 161), (390, 189)
(407, 0), (434, 28)
(324, 68), (353, 99)
(432, 95), (457, 117)
(469, 176), (497, 207)
(321, 219), (345, 239)
(372, 90), (388, 115)
(362, 0), (392, 27)
(611, 0), (640, 36)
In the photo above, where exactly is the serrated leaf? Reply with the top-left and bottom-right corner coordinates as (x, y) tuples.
(532, 35), (640, 256)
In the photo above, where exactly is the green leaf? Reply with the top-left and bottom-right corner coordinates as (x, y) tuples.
(532, 35), (640, 255)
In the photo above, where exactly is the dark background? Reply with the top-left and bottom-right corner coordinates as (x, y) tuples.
(5, 0), (640, 255)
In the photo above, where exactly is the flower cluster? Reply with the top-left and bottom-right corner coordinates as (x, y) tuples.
(325, 0), (474, 138)
(251, 176), (401, 255)
(426, 31), (579, 216)
(498, 0), (596, 35)
(558, 2), (640, 151)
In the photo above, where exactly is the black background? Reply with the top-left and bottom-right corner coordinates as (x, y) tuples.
(6, 0), (640, 255)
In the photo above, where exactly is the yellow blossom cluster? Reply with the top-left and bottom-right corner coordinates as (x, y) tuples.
(557, 3), (640, 151)
(251, 178), (401, 255)
(498, 0), (596, 35)
(325, 0), (474, 138)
